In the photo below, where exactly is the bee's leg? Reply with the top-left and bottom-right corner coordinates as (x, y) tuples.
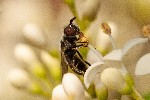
(76, 41), (88, 47)
(76, 50), (91, 66)
(76, 41), (88, 43)
(76, 44), (84, 47)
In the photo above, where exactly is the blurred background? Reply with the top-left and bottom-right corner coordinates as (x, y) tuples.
(0, 0), (150, 100)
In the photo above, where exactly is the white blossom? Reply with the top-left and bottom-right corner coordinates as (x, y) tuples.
(62, 73), (85, 100)
(14, 44), (46, 78)
(101, 68), (132, 94)
(8, 68), (31, 89)
(82, 0), (101, 21)
(23, 23), (46, 46)
(14, 43), (38, 65)
(84, 38), (148, 88)
(52, 84), (68, 100)
(135, 53), (150, 75)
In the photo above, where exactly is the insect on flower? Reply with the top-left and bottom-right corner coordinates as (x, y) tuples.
(60, 17), (91, 76)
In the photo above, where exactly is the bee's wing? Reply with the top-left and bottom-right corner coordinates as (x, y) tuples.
(61, 52), (68, 77)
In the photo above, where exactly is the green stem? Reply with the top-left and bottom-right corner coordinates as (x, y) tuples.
(26, 85), (50, 98)
(130, 86), (144, 100)
(43, 78), (53, 92)
(38, 90), (50, 98)
(95, 85), (108, 100)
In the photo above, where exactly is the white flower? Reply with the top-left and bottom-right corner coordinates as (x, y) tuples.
(62, 73), (85, 100)
(52, 73), (91, 100)
(84, 38), (148, 88)
(14, 43), (46, 78)
(101, 68), (132, 94)
(52, 83), (91, 100)
(52, 84), (69, 100)
(8, 68), (31, 89)
(14, 43), (38, 65)
(82, 0), (101, 21)
(23, 23), (47, 46)
(135, 53), (150, 75)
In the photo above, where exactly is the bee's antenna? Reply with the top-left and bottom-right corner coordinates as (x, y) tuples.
(70, 17), (76, 25)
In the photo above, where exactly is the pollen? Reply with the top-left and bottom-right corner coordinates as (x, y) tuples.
(78, 33), (89, 47)
(101, 22), (111, 35)
(142, 25), (150, 37)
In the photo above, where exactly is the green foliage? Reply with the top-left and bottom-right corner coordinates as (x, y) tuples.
(49, 49), (60, 59)
(144, 92), (150, 100)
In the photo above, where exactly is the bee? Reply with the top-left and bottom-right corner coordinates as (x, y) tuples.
(60, 17), (91, 76)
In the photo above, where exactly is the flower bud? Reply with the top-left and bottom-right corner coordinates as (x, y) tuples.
(52, 84), (68, 100)
(23, 23), (46, 47)
(14, 43), (38, 65)
(14, 44), (46, 78)
(8, 68), (31, 89)
(101, 68), (132, 94)
(62, 73), (85, 100)
(82, 0), (101, 21)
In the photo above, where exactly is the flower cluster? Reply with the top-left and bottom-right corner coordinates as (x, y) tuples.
(8, 0), (150, 100)
(8, 23), (61, 98)
(51, 0), (150, 99)
(52, 73), (91, 100)
(85, 22), (149, 99)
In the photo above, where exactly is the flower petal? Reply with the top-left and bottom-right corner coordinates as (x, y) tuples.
(84, 62), (104, 88)
(87, 49), (103, 64)
(14, 43), (38, 64)
(103, 49), (122, 61)
(135, 53), (150, 75)
(122, 38), (148, 57)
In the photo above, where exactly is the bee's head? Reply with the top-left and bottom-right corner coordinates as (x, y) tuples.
(64, 17), (80, 36)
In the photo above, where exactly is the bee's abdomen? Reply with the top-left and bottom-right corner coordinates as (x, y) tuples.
(65, 54), (87, 75)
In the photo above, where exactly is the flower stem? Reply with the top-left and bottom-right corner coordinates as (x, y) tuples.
(130, 86), (144, 100)
(109, 34), (117, 50)
(88, 44), (103, 61)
